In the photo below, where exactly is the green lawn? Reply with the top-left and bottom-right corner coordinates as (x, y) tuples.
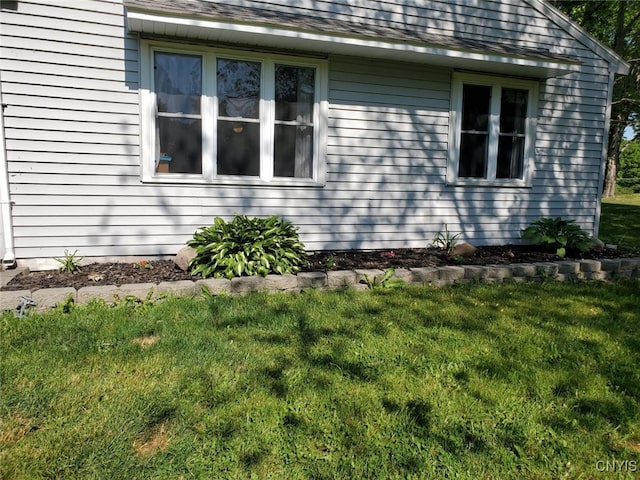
(600, 193), (640, 248)
(2, 281), (640, 479)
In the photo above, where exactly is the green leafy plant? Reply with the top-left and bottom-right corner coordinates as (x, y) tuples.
(363, 268), (405, 289)
(54, 249), (83, 273)
(325, 255), (336, 269)
(134, 260), (153, 270)
(188, 215), (309, 279)
(521, 217), (592, 257)
(432, 224), (462, 256)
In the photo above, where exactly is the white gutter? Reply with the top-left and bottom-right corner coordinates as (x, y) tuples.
(0, 71), (16, 269)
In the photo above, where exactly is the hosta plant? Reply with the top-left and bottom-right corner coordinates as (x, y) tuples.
(521, 217), (591, 257)
(188, 215), (309, 279)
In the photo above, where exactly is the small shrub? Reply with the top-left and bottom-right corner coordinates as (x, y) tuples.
(55, 249), (83, 273)
(432, 224), (462, 256)
(521, 217), (591, 257)
(188, 215), (309, 279)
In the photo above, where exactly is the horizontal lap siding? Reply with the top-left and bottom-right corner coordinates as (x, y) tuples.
(1, 0), (613, 260)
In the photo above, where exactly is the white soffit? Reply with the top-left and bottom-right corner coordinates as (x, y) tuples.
(126, 10), (582, 78)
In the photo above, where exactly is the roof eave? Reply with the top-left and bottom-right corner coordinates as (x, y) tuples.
(126, 9), (582, 78)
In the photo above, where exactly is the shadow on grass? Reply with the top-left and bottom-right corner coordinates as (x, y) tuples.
(600, 202), (640, 248)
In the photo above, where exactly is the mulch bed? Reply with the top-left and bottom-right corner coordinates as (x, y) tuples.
(3, 244), (637, 292)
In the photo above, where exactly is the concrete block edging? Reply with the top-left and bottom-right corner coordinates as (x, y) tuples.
(3, 257), (639, 312)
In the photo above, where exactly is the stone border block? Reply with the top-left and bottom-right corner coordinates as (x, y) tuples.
(410, 267), (439, 284)
(463, 265), (484, 280)
(31, 287), (77, 311)
(230, 276), (266, 295)
(620, 258), (640, 271)
(297, 272), (327, 289)
(355, 269), (384, 285)
(196, 278), (231, 295)
(534, 262), (559, 277)
(157, 280), (199, 297)
(115, 283), (158, 301)
(0, 289), (33, 312)
(557, 261), (581, 274)
(327, 270), (357, 289)
(483, 265), (511, 280)
(392, 268), (413, 284)
(265, 274), (298, 292)
(584, 271), (611, 281)
(438, 266), (465, 284)
(599, 259), (621, 272)
(77, 285), (119, 305)
(580, 260), (601, 273)
(510, 263), (537, 277)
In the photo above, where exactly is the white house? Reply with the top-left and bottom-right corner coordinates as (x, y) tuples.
(0, 0), (629, 269)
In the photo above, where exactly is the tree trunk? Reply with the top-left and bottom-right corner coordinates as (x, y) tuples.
(603, 111), (626, 198)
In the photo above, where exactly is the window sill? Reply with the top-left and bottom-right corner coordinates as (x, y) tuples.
(446, 179), (532, 188)
(142, 174), (326, 188)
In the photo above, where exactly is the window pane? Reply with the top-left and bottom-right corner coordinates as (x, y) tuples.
(154, 52), (202, 114)
(500, 88), (528, 134)
(458, 132), (488, 178)
(217, 59), (261, 119)
(497, 135), (525, 179)
(217, 120), (260, 176)
(156, 117), (202, 174)
(275, 65), (315, 123)
(461, 84), (491, 131)
(274, 125), (313, 178)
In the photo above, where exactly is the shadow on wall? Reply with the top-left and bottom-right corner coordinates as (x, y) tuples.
(99, 0), (602, 258)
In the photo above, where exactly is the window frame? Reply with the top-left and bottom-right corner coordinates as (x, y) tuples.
(447, 72), (539, 187)
(139, 40), (328, 186)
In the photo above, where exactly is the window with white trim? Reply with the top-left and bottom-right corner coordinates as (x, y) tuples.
(140, 41), (327, 184)
(448, 73), (538, 186)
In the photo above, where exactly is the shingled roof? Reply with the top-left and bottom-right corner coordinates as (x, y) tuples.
(124, 0), (578, 65)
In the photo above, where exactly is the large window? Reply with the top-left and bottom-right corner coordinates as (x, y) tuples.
(141, 42), (327, 184)
(448, 73), (538, 186)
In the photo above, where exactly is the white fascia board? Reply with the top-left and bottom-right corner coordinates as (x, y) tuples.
(528, 0), (629, 75)
(126, 11), (582, 78)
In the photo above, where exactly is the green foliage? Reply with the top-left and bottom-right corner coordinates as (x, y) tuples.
(432, 224), (462, 256)
(618, 140), (640, 192)
(54, 249), (83, 273)
(187, 215), (309, 279)
(521, 217), (591, 257)
(363, 268), (405, 289)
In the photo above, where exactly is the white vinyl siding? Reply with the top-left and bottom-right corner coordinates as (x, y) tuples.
(0, 0), (619, 264)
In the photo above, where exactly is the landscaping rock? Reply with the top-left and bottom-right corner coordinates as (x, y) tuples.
(452, 242), (477, 257)
(590, 238), (605, 252)
(174, 246), (197, 271)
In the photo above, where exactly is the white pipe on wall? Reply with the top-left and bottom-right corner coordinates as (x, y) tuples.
(0, 71), (17, 269)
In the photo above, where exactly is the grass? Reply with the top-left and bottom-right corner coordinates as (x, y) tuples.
(600, 193), (640, 248)
(2, 281), (640, 479)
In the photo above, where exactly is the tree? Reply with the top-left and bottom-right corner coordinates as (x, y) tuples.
(550, 0), (640, 197)
(618, 139), (640, 192)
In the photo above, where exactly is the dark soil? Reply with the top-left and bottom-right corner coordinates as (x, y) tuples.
(2, 245), (636, 292)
